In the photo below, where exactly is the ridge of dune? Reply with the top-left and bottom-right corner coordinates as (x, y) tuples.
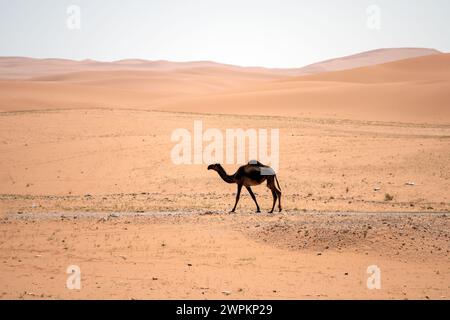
(290, 53), (450, 83)
(0, 56), (281, 80)
(0, 47), (442, 80)
(296, 47), (442, 75)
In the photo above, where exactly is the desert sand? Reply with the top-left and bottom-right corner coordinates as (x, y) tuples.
(0, 48), (449, 299)
(0, 211), (448, 299)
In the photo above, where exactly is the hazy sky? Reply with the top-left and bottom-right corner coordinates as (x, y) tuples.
(0, 0), (449, 68)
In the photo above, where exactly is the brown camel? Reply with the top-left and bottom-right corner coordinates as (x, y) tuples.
(207, 160), (282, 213)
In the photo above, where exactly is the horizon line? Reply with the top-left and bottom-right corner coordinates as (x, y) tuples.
(0, 47), (443, 70)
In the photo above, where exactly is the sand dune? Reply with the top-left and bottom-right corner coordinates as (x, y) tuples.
(0, 56), (284, 80)
(296, 47), (441, 75)
(161, 54), (450, 122)
(0, 67), (288, 111)
(0, 47), (440, 80)
(1, 51), (449, 122)
(295, 53), (450, 83)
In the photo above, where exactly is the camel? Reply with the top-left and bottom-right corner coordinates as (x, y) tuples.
(207, 161), (282, 213)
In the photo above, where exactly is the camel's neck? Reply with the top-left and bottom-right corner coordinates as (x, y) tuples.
(216, 166), (235, 184)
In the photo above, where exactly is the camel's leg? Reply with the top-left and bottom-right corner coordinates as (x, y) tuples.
(276, 188), (282, 212)
(231, 184), (242, 213)
(269, 189), (277, 213)
(246, 186), (260, 213)
(267, 176), (279, 213)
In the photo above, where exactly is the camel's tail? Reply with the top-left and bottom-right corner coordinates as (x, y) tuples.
(275, 175), (281, 191)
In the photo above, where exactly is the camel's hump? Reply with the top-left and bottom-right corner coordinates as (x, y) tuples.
(248, 160), (264, 166)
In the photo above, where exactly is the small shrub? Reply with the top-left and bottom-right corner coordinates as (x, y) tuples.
(384, 193), (394, 201)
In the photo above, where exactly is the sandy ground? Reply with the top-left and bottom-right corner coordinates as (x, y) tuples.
(0, 108), (448, 300)
(0, 211), (448, 299)
(0, 108), (449, 300)
(1, 109), (449, 213)
(0, 51), (449, 299)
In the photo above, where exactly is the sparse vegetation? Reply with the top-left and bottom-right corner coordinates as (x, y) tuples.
(384, 193), (394, 201)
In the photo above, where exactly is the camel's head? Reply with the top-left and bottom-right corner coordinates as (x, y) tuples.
(207, 163), (222, 171)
